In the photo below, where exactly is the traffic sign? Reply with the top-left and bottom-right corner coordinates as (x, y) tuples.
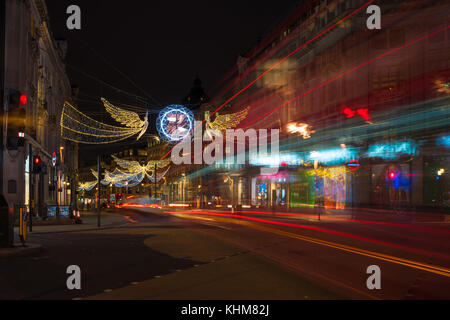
(52, 152), (57, 167)
(348, 159), (360, 171)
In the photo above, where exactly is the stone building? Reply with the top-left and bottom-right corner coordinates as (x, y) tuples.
(3, 0), (76, 214)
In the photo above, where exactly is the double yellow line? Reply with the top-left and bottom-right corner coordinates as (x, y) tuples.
(174, 213), (450, 278)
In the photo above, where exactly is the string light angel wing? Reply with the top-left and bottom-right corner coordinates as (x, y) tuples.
(61, 102), (144, 144)
(145, 158), (172, 173)
(206, 107), (249, 131)
(102, 98), (148, 140)
(146, 166), (171, 183)
(111, 155), (146, 173)
(78, 181), (98, 192)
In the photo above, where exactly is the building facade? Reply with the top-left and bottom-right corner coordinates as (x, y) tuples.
(3, 0), (76, 215)
(166, 0), (450, 212)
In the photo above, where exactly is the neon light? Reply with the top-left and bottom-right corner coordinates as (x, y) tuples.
(437, 135), (450, 147)
(309, 148), (358, 165)
(366, 140), (418, 159)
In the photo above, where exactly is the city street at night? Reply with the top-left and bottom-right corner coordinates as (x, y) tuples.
(2, 207), (449, 300)
(0, 0), (449, 308)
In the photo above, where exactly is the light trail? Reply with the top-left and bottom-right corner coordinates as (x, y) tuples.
(168, 211), (450, 278)
(239, 25), (450, 129)
(160, 0), (376, 160)
(166, 210), (450, 261)
(201, 209), (450, 235)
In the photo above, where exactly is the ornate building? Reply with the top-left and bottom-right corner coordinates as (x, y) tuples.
(3, 0), (76, 215)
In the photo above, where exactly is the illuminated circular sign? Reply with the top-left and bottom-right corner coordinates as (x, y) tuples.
(156, 105), (194, 143)
(52, 152), (57, 167)
(347, 159), (360, 171)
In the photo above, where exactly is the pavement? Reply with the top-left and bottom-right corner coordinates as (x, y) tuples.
(0, 210), (130, 259)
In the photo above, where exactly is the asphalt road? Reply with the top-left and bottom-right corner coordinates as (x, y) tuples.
(1, 207), (449, 300)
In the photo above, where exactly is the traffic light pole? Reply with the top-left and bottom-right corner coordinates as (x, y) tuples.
(28, 143), (33, 231)
(154, 163), (157, 202)
(97, 154), (101, 228)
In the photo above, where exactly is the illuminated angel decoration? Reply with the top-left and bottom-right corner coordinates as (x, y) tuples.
(102, 98), (148, 140)
(78, 180), (98, 192)
(111, 155), (171, 184)
(61, 99), (148, 144)
(111, 156), (171, 175)
(206, 107), (249, 131)
(205, 107), (249, 139)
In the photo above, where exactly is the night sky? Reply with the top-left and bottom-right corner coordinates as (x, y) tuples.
(46, 0), (300, 162)
(47, 0), (300, 107)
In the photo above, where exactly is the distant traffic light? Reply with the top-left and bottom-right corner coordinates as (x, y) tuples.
(33, 156), (42, 174)
(388, 171), (396, 180)
(7, 89), (27, 149)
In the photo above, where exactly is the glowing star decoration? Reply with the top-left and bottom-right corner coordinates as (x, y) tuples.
(287, 122), (315, 139)
(157, 105), (194, 143)
(61, 101), (146, 144)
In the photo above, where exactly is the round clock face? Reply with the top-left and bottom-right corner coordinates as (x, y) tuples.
(157, 105), (194, 143)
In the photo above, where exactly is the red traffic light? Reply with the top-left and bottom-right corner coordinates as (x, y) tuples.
(19, 94), (27, 105)
(388, 171), (396, 179)
(33, 156), (42, 165)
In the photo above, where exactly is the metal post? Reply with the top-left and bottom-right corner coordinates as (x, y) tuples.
(154, 163), (157, 202)
(28, 143), (33, 231)
(97, 154), (101, 228)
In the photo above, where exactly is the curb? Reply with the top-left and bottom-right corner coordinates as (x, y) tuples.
(0, 244), (44, 259)
(29, 221), (132, 235)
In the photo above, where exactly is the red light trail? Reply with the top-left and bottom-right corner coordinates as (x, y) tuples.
(161, 0), (376, 160)
(167, 210), (450, 261)
(239, 25), (450, 129)
(191, 209), (450, 235)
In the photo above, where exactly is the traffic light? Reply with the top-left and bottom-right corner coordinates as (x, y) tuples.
(7, 89), (27, 149)
(32, 156), (42, 174)
(388, 171), (396, 180)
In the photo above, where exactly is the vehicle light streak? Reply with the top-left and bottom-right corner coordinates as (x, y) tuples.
(204, 210), (450, 235)
(239, 25), (450, 129)
(160, 0), (376, 160)
(167, 211), (450, 278)
(166, 210), (450, 261)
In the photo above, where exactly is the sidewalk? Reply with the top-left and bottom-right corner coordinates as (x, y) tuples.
(19, 211), (129, 234)
(0, 244), (44, 259)
(0, 211), (130, 259)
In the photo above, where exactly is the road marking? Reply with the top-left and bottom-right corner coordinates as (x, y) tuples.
(175, 213), (450, 278)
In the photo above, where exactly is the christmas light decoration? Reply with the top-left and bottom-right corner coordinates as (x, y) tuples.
(61, 100), (148, 144)
(206, 107), (249, 131)
(102, 98), (148, 140)
(287, 122), (314, 139)
(78, 181), (98, 192)
(157, 105), (194, 143)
